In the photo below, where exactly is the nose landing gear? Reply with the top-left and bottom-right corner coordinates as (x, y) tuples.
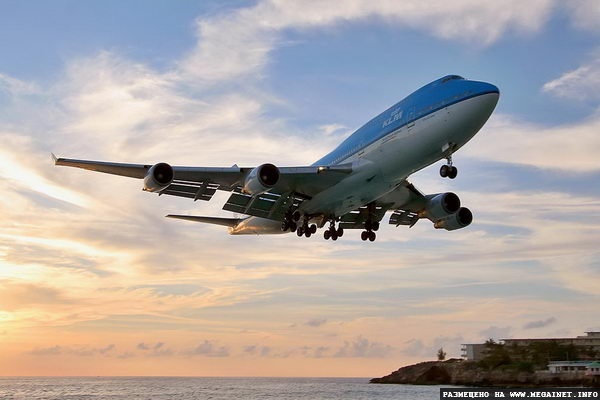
(440, 154), (458, 179)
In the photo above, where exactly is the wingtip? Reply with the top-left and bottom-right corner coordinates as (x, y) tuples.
(51, 153), (58, 164)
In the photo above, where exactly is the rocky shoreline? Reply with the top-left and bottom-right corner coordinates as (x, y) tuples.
(370, 359), (600, 387)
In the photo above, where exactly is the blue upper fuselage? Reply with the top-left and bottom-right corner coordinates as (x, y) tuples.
(313, 75), (500, 166)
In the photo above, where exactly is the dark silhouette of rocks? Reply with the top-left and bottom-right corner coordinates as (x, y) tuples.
(370, 359), (599, 387)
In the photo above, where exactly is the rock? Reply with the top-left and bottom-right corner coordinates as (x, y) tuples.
(370, 359), (600, 387)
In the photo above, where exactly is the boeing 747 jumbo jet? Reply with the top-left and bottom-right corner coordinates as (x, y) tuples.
(54, 75), (499, 242)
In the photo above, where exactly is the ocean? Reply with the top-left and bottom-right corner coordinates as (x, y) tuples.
(0, 377), (444, 399)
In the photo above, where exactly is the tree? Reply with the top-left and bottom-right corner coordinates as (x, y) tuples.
(437, 347), (447, 361)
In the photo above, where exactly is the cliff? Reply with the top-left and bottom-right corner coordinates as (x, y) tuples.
(370, 359), (600, 387)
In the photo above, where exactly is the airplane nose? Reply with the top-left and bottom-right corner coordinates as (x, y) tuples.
(474, 80), (500, 96)
(473, 81), (500, 111)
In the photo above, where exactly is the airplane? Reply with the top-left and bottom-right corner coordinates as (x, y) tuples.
(54, 75), (499, 242)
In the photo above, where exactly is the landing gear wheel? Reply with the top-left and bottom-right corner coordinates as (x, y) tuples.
(368, 231), (376, 242)
(292, 210), (301, 222)
(310, 224), (317, 234)
(289, 222), (297, 232)
(336, 227), (344, 237)
(324, 230), (331, 240)
(372, 221), (380, 231)
(305, 230), (312, 238)
(331, 232), (338, 241)
(361, 231), (368, 241)
(440, 164), (449, 178)
(281, 221), (289, 232)
(297, 227), (304, 237)
(448, 166), (458, 179)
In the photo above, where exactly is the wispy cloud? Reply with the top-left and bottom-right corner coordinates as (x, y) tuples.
(523, 317), (557, 330)
(179, 0), (555, 85)
(183, 340), (230, 358)
(333, 336), (393, 358)
(28, 344), (116, 357)
(465, 113), (600, 172)
(542, 55), (600, 101)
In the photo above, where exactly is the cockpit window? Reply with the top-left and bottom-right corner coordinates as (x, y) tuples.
(441, 75), (464, 83)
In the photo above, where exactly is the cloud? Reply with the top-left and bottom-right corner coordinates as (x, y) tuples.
(333, 335), (393, 358)
(136, 342), (173, 357)
(179, 0), (555, 85)
(523, 317), (557, 330)
(243, 345), (271, 357)
(542, 56), (600, 101)
(305, 318), (328, 328)
(28, 344), (116, 357)
(564, 0), (600, 32)
(0, 73), (39, 96)
(466, 113), (600, 172)
(0, 281), (69, 311)
(184, 340), (230, 357)
(479, 326), (512, 341)
(402, 335), (464, 358)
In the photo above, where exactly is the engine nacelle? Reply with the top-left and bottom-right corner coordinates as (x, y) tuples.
(143, 162), (174, 192)
(424, 192), (461, 220)
(434, 207), (473, 231)
(243, 163), (280, 195)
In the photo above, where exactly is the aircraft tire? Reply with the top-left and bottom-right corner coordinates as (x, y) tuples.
(324, 230), (331, 240)
(361, 231), (368, 241)
(440, 165), (449, 178)
(448, 166), (458, 179)
(369, 231), (376, 242)
(337, 227), (344, 237)
(310, 224), (317, 234)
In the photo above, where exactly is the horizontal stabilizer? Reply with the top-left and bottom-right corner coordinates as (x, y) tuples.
(166, 214), (243, 227)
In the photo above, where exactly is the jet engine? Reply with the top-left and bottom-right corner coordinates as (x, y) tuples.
(434, 207), (473, 231)
(243, 163), (280, 195)
(423, 192), (461, 220)
(143, 162), (174, 192)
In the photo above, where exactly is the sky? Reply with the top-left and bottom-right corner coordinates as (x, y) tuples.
(0, 0), (599, 377)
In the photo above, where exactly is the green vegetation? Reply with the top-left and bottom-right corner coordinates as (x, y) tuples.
(477, 339), (598, 371)
(437, 347), (447, 361)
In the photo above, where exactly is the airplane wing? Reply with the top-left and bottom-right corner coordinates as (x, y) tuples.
(334, 181), (423, 230)
(52, 155), (353, 203)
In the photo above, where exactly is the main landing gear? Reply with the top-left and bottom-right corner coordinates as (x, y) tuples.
(440, 154), (458, 179)
(280, 209), (298, 233)
(360, 205), (379, 242)
(282, 211), (378, 242)
(361, 219), (379, 242)
(323, 220), (344, 241)
(296, 219), (317, 238)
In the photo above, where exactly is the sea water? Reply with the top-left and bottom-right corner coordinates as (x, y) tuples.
(0, 377), (444, 399)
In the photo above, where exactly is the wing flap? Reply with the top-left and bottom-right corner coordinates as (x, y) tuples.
(222, 190), (306, 221)
(338, 204), (390, 230)
(389, 209), (420, 227)
(166, 214), (242, 227)
(160, 182), (220, 201)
